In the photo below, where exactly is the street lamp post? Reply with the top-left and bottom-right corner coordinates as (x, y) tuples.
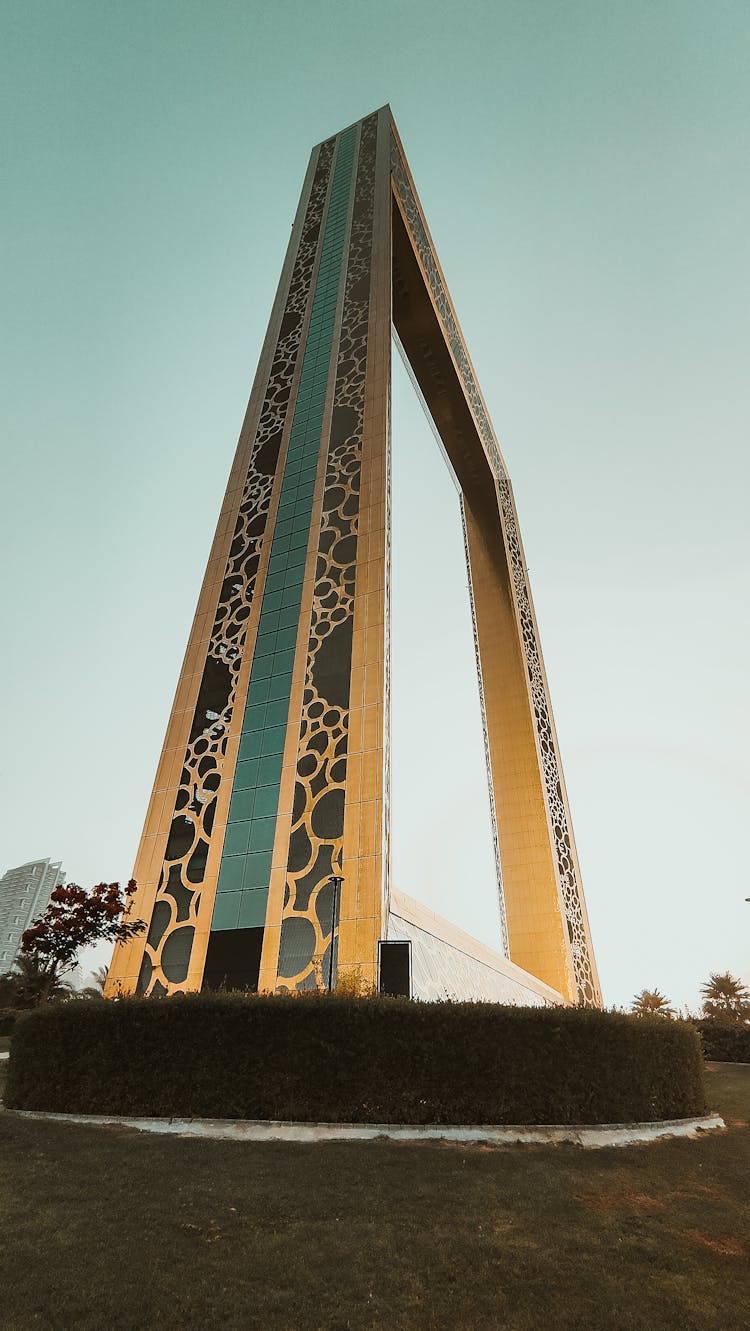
(327, 874), (344, 992)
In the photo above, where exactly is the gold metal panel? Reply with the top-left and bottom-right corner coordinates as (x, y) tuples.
(335, 109), (392, 988)
(108, 107), (600, 1007)
(106, 139), (335, 997)
(463, 502), (575, 998)
(256, 186), (352, 989)
(388, 117), (600, 1005)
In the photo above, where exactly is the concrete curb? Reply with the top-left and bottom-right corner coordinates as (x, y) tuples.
(2, 1107), (725, 1148)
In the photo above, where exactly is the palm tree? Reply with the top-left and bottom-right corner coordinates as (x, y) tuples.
(6, 954), (74, 1008)
(75, 965), (109, 1001)
(630, 989), (676, 1018)
(700, 972), (750, 1023)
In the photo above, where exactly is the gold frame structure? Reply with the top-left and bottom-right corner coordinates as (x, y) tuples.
(106, 107), (601, 1008)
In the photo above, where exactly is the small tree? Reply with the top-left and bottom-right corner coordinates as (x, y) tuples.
(0, 953), (75, 1009)
(700, 972), (750, 1024)
(630, 989), (676, 1018)
(21, 880), (145, 995)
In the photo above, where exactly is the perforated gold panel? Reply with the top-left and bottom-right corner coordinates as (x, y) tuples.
(107, 107), (600, 1008)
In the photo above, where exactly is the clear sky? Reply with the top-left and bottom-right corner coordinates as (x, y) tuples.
(1, 1), (748, 1009)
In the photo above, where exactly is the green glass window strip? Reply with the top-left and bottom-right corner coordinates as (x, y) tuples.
(210, 127), (357, 933)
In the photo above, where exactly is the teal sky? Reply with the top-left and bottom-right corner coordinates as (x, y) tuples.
(1, 1), (748, 1008)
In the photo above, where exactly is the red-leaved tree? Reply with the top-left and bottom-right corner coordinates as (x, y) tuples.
(21, 880), (145, 980)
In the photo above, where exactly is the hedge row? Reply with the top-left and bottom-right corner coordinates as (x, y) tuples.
(6, 995), (706, 1124)
(697, 1021), (750, 1063)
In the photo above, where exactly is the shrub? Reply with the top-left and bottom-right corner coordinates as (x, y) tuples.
(696, 1020), (750, 1063)
(7, 1000), (708, 1123)
(5, 995), (706, 1125)
(0, 1008), (19, 1036)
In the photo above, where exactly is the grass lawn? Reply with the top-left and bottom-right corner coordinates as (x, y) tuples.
(0, 1059), (747, 1331)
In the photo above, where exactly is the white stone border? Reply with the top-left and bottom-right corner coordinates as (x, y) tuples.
(2, 1107), (724, 1148)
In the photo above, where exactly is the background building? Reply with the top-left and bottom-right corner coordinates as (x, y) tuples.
(0, 858), (65, 970)
(107, 108), (600, 1006)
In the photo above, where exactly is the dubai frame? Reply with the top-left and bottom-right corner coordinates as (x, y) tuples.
(107, 108), (601, 1008)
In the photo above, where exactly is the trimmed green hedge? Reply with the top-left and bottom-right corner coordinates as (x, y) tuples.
(6, 994), (706, 1124)
(697, 1021), (750, 1063)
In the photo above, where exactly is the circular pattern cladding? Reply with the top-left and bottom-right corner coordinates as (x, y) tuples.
(136, 140), (336, 997)
(278, 114), (378, 990)
(391, 136), (599, 1006)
